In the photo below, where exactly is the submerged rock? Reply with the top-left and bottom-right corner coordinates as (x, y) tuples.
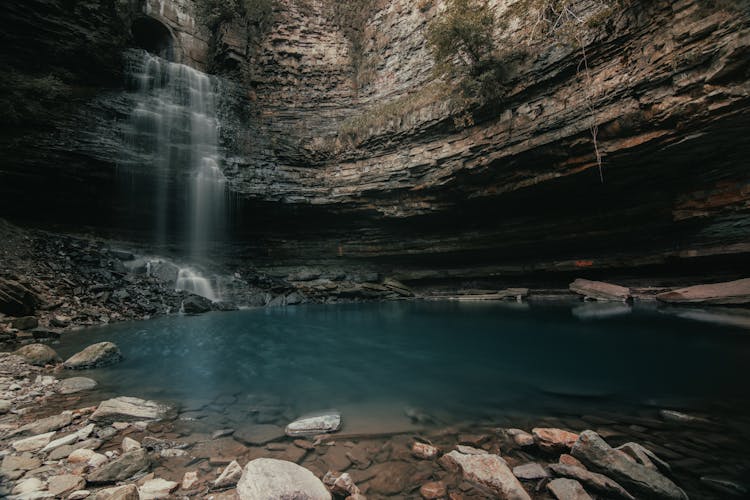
(569, 279), (631, 302)
(513, 462), (549, 480)
(237, 458), (331, 500)
(64, 341), (122, 369)
(14, 343), (61, 366)
(571, 431), (686, 500)
(234, 424), (285, 445)
(286, 412), (341, 436)
(91, 396), (169, 422)
(443, 450), (531, 500)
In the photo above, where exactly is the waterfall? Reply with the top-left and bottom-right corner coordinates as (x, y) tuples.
(124, 49), (225, 301)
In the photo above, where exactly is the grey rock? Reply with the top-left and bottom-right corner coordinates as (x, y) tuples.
(286, 412), (341, 437)
(443, 450), (531, 500)
(182, 294), (212, 314)
(237, 458), (331, 500)
(547, 478), (593, 500)
(14, 343), (61, 366)
(138, 478), (178, 499)
(513, 462), (549, 480)
(87, 448), (150, 483)
(571, 431), (686, 500)
(548, 463), (634, 499)
(91, 484), (140, 500)
(11, 316), (38, 330)
(64, 342), (122, 369)
(214, 460), (243, 488)
(616, 442), (671, 474)
(700, 476), (748, 497)
(91, 396), (169, 422)
(47, 474), (86, 497)
(12, 431), (56, 452)
(569, 279), (631, 302)
(149, 260), (180, 285)
(58, 377), (98, 394)
(14, 412), (72, 436)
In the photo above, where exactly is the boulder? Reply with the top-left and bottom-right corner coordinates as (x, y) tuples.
(548, 463), (633, 499)
(571, 431), (686, 499)
(215, 460), (243, 488)
(91, 484), (140, 500)
(532, 428), (579, 453)
(14, 343), (61, 366)
(286, 412), (341, 437)
(64, 341), (123, 369)
(237, 458), (331, 500)
(11, 316), (38, 330)
(443, 450), (531, 500)
(149, 260), (180, 285)
(87, 448), (150, 483)
(656, 278), (750, 305)
(569, 279), (631, 302)
(547, 478), (592, 500)
(0, 278), (39, 316)
(138, 478), (178, 499)
(91, 396), (169, 422)
(58, 377), (98, 394)
(182, 294), (212, 314)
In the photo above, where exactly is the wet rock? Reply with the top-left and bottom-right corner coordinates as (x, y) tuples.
(91, 484), (140, 499)
(138, 478), (178, 499)
(513, 462), (549, 480)
(285, 412), (341, 436)
(443, 450), (531, 500)
(569, 279), (631, 302)
(571, 431), (686, 499)
(656, 278), (750, 305)
(294, 439), (315, 451)
(322, 445), (352, 471)
(504, 429), (534, 447)
(87, 448), (150, 483)
(234, 424), (285, 445)
(91, 396), (169, 422)
(47, 474), (86, 497)
(532, 428), (579, 453)
(658, 409), (711, 426)
(616, 442), (671, 474)
(215, 460), (243, 489)
(0, 278), (39, 316)
(412, 442), (439, 459)
(14, 344), (61, 366)
(50, 315), (70, 328)
(12, 431), (56, 452)
(64, 341), (122, 369)
(366, 462), (417, 496)
(237, 458), (331, 500)
(323, 471), (360, 496)
(548, 463), (633, 499)
(149, 261), (180, 285)
(420, 481), (447, 499)
(182, 294), (212, 314)
(58, 377), (98, 394)
(182, 471), (199, 490)
(11, 316), (38, 330)
(700, 476), (748, 497)
(547, 478), (592, 500)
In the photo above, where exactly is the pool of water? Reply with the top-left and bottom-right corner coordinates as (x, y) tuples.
(55, 301), (750, 433)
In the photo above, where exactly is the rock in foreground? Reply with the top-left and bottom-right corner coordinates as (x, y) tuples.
(656, 278), (750, 305)
(443, 450), (531, 500)
(569, 279), (631, 302)
(64, 341), (123, 369)
(91, 396), (169, 422)
(571, 431), (686, 500)
(237, 458), (331, 500)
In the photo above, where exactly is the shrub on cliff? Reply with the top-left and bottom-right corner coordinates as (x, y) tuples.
(427, 0), (506, 101)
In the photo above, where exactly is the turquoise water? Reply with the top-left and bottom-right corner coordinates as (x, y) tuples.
(56, 301), (750, 430)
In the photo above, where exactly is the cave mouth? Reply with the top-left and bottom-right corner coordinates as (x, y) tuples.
(131, 17), (175, 61)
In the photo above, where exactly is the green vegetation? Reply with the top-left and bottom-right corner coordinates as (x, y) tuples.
(0, 72), (69, 127)
(426, 0), (507, 102)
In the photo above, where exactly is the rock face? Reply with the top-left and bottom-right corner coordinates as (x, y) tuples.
(656, 278), (750, 305)
(236, 458), (331, 500)
(571, 431), (687, 500)
(443, 450), (531, 500)
(64, 342), (123, 369)
(91, 397), (169, 422)
(14, 344), (61, 366)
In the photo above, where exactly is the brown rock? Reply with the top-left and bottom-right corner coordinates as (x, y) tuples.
(48, 474), (86, 497)
(656, 278), (750, 305)
(569, 279), (631, 302)
(412, 441), (439, 459)
(367, 462), (418, 496)
(420, 481), (447, 499)
(532, 428), (579, 453)
(443, 450), (530, 500)
(559, 454), (585, 469)
(548, 463), (633, 500)
(547, 478), (593, 500)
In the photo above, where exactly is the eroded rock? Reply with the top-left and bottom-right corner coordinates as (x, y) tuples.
(64, 341), (123, 369)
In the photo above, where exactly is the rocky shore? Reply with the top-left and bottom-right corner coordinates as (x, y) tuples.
(1, 350), (748, 499)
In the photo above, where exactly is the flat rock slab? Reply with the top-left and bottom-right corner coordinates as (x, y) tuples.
(15, 412), (72, 436)
(48, 474), (86, 497)
(286, 413), (341, 436)
(12, 431), (55, 452)
(443, 450), (531, 500)
(548, 478), (593, 500)
(237, 458), (331, 500)
(235, 424), (286, 446)
(87, 448), (150, 484)
(64, 341), (123, 369)
(656, 278), (750, 305)
(138, 478), (178, 499)
(569, 279), (631, 302)
(571, 431), (687, 500)
(91, 484), (140, 499)
(513, 462), (549, 480)
(91, 396), (169, 422)
(59, 377), (98, 394)
(2, 453), (42, 472)
(548, 464), (633, 499)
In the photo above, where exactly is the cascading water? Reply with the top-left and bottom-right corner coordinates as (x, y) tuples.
(123, 49), (226, 301)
